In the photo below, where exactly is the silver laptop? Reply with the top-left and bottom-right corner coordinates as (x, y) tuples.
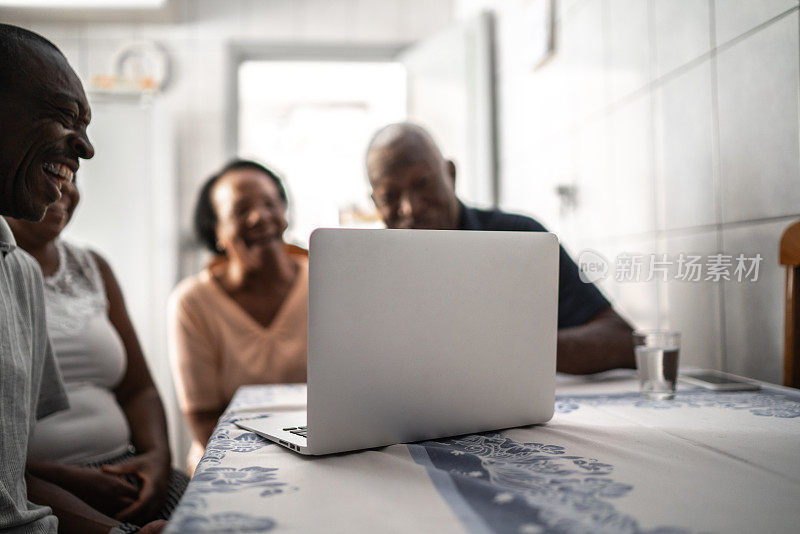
(235, 228), (558, 455)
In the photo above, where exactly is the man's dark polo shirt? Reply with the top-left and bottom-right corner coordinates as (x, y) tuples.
(458, 203), (610, 329)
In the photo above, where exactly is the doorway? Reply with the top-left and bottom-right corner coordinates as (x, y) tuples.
(237, 59), (406, 246)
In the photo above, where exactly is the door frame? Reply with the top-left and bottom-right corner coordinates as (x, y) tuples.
(224, 42), (408, 160)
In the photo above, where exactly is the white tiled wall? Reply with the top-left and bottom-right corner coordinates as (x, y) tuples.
(722, 220), (787, 382)
(658, 230), (724, 370)
(606, 0), (650, 103)
(654, 60), (716, 231)
(714, 0), (798, 45)
(716, 11), (800, 224)
(652, 0), (711, 78)
(458, 0), (800, 384)
(610, 94), (656, 237)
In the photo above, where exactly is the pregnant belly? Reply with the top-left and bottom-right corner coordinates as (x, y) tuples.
(28, 385), (132, 464)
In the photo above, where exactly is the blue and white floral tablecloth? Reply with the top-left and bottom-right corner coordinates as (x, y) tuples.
(165, 371), (800, 533)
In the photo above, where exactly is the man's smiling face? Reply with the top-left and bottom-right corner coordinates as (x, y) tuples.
(0, 41), (94, 221)
(367, 128), (461, 231)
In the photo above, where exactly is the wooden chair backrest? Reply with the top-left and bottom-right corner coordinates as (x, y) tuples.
(780, 220), (800, 388)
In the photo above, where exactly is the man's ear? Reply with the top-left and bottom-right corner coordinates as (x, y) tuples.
(446, 160), (456, 186)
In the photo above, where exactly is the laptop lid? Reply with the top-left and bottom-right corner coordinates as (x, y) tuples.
(306, 229), (558, 455)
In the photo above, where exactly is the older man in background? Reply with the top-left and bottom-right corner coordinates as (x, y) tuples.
(365, 122), (635, 375)
(0, 24), (164, 534)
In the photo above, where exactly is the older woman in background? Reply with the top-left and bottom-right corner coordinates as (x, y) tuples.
(5, 175), (188, 531)
(169, 159), (308, 471)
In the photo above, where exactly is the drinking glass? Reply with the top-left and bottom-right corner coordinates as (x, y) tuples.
(633, 330), (681, 400)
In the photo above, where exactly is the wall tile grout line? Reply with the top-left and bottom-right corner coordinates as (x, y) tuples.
(646, 0), (664, 327)
(569, 213), (800, 245)
(714, 4), (800, 56)
(717, 214), (800, 231)
(708, 0), (727, 372)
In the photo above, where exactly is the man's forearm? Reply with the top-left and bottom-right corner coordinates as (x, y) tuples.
(556, 307), (635, 374)
(25, 472), (118, 534)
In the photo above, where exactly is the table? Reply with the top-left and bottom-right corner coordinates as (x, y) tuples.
(165, 371), (800, 533)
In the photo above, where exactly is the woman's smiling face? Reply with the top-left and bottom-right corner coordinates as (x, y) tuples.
(5, 175), (81, 246)
(211, 168), (288, 262)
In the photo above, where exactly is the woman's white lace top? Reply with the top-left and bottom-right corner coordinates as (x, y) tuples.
(27, 240), (132, 464)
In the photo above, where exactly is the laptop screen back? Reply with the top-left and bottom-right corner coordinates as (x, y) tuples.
(306, 229), (558, 454)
